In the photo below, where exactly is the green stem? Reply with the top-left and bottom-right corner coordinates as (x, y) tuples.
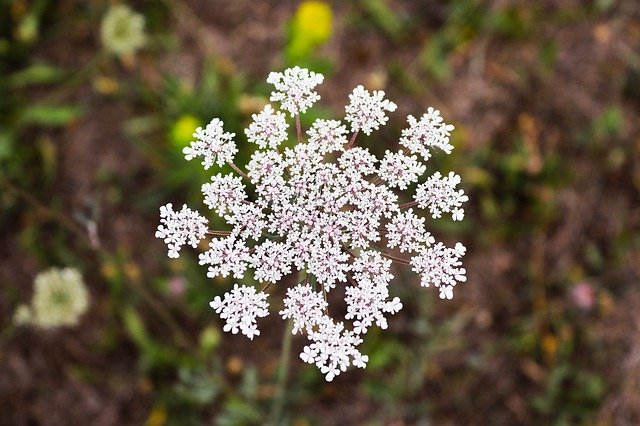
(269, 318), (293, 425)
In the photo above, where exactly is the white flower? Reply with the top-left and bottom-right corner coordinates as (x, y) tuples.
(210, 284), (269, 340)
(352, 251), (394, 285)
(338, 147), (378, 176)
(13, 304), (31, 326)
(201, 174), (246, 216)
(101, 5), (146, 55)
(415, 171), (468, 221)
(344, 85), (397, 135)
(411, 242), (467, 291)
(345, 275), (402, 335)
(400, 107), (454, 160)
(267, 66), (324, 116)
(183, 118), (237, 169)
(20, 268), (89, 329)
(157, 67), (469, 381)
(308, 243), (350, 290)
(199, 236), (251, 279)
(251, 240), (293, 283)
(378, 150), (426, 190)
(439, 285), (454, 300)
(156, 203), (208, 258)
(279, 283), (327, 334)
(307, 119), (348, 154)
(386, 209), (433, 253)
(301, 316), (366, 381)
(246, 150), (285, 184)
(244, 104), (289, 149)
(225, 203), (266, 241)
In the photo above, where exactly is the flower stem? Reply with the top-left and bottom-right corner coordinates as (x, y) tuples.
(346, 130), (359, 149)
(207, 230), (231, 236)
(399, 201), (418, 209)
(296, 114), (303, 144)
(229, 161), (250, 181)
(269, 318), (293, 424)
(379, 251), (411, 265)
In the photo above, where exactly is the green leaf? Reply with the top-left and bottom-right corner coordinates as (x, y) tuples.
(19, 104), (82, 127)
(123, 306), (149, 347)
(360, 0), (404, 41)
(9, 64), (67, 88)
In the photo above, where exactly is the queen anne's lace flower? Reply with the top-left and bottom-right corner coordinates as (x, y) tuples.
(400, 107), (454, 160)
(157, 67), (469, 381)
(14, 267), (89, 329)
(101, 4), (146, 56)
(345, 85), (397, 135)
(307, 119), (349, 154)
(415, 171), (469, 221)
(156, 203), (208, 258)
(338, 147), (378, 176)
(251, 240), (293, 283)
(209, 284), (269, 340)
(411, 242), (467, 295)
(378, 150), (426, 190)
(386, 209), (434, 253)
(267, 66), (324, 116)
(245, 104), (289, 149)
(300, 316), (367, 381)
(202, 174), (247, 216)
(183, 118), (237, 169)
(279, 283), (327, 334)
(199, 236), (251, 279)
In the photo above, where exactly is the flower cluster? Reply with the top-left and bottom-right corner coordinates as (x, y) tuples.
(209, 284), (269, 340)
(14, 267), (89, 329)
(156, 68), (468, 381)
(100, 4), (146, 56)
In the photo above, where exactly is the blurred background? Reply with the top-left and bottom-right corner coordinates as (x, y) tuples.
(1, 0), (640, 424)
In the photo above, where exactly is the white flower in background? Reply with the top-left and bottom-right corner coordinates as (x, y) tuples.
(14, 267), (89, 329)
(267, 66), (324, 116)
(157, 67), (468, 381)
(155, 203), (208, 258)
(100, 4), (146, 55)
(209, 284), (269, 340)
(12, 304), (32, 326)
(345, 85), (397, 135)
(183, 118), (237, 169)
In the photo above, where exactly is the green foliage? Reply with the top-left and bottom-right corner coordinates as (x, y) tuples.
(359, 0), (405, 41)
(532, 365), (605, 424)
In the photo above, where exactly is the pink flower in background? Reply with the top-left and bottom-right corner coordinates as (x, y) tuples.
(569, 280), (595, 311)
(168, 276), (187, 298)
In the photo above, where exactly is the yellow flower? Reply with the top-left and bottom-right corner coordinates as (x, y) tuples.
(288, 1), (333, 59)
(170, 114), (202, 150)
